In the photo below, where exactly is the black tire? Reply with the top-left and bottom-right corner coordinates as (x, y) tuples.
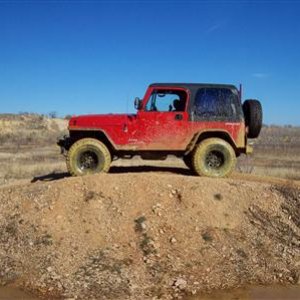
(192, 138), (236, 177)
(243, 99), (263, 138)
(66, 138), (111, 176)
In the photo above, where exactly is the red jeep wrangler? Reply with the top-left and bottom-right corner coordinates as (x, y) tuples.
(58, 83), (262, 177)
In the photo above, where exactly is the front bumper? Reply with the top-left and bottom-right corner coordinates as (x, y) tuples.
(57, 135), (72, 155)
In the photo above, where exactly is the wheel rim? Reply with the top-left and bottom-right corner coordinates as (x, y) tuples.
(205, 150), (225, 170)
(77, 150), (101, 171)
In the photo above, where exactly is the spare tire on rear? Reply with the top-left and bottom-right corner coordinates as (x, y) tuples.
(243, 99), (263, 138)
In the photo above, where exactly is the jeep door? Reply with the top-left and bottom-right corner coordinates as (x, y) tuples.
(135, 87), (190, 150)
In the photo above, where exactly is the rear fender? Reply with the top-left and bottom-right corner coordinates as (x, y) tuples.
(186, 130), (238, 155)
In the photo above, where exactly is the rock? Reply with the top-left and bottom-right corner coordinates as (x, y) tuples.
(170, 237), (177, 244)
(174, 278), (187, 290)
(129, 241), (136, 248)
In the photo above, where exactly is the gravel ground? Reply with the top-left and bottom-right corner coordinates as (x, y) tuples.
(0, 173), (299, 299)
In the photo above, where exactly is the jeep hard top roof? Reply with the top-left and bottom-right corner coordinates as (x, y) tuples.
(149, 83), (243, 122)
(149, 83), (237, 90)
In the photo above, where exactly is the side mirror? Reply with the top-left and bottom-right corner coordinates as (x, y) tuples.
(134, 97), (142, 110)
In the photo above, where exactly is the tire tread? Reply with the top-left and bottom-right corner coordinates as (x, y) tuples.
(66, 138), (111, 176)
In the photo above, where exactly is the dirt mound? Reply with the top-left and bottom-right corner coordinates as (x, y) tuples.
(0, 174), (299, 299)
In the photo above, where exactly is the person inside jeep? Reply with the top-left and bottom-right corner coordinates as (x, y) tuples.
(173, 99), (185, 111)
(173, 99), (180, 111)
(146, 89), (187, 112)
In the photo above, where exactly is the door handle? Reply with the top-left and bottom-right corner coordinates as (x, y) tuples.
(175, 114), (183, 120)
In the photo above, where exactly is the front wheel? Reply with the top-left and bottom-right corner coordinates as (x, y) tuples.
(192, 138), (236, 177)
(66, 138), (111, 176)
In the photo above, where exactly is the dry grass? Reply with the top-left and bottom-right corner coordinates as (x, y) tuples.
(238, 126), (300, 180)
(0, 113), (66, 147)
(0, 114), (299, 185)
(0, 114), (67, 185)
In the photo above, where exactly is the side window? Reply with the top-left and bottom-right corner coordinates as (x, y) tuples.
(145, 89), (187, 112)
(194, 88), (238, 119)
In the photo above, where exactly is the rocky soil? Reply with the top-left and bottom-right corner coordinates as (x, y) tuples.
(0, 173), (299, 299)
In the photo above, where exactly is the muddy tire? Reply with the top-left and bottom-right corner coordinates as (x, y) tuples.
(66, 138), (111, 176)
(192, 138), (236, 177)
(243, 99), (263, 138)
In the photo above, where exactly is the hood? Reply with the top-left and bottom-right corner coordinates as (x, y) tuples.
(69, 114), (136, 128)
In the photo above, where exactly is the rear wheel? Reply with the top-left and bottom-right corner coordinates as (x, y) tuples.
(66, 138), (111, 176)
(192, 138), (236, 177)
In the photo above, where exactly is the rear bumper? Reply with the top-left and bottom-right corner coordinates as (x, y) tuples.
(246, 143), (253, 154)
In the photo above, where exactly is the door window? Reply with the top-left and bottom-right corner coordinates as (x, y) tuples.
(145, 89), (187, 112)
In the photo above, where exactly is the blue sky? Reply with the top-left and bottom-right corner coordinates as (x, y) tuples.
(0, 1), (299, 125)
